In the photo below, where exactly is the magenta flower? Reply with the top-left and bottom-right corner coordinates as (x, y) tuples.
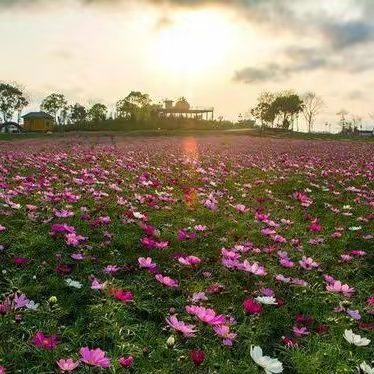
(186, 305), (225, 325)
(166, 315), (197, 337)
(326, 281), (355, 297)
(32, 331), (59, 349)
(243, 298), (262, 315)
(155, 274), (178, 288)
(261, 288), (275, 296)
(138, 257), (156, 269)
(0, 365), (5, 374)
(111, 289), (134, 303)
(190, 350), (205, 366)
(119, 356), (133, 368)
(56, 358), (80, 372)
(80, 347), (111, 368)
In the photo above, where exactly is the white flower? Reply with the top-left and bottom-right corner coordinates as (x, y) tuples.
(255, 296), (278, 305)
(65, 278), (83, 289)
(360, 362), (374, 374)
(348, 226), (362, 231)
(343, 329), (371, 346)
(250, 345), (283, 373)
(26, 300), (39, 311)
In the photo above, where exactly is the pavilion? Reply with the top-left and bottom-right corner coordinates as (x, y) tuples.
(157, 98), (214, 120)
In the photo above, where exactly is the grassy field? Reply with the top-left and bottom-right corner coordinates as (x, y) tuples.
(0, 134), (373, 374)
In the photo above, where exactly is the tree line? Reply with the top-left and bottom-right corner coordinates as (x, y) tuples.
(2, 81), (367, 133)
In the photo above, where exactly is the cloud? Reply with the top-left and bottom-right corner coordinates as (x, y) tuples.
(322, 21), (374, 49)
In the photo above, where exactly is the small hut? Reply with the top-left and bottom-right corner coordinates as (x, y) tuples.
(22, 111), (55, 132)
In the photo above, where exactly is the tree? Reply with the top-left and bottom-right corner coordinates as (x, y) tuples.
(116, 91), (151, 121)
(40, 93), (67, 125)
(69, 103), (87, 124)
(302, 92), (324, 133)
(251, 91), (277, 128)
(0, 83), (28, 123)
(88, 103), (107, 122)
(271, 92), (303, 129)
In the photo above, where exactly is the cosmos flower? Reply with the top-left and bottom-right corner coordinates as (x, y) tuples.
(165, 315), (196, 337)
(190, 350), (205, 366)
(32, 331), (59, 349)
(185, 305), (225, 325)
(138, 257), (156, 269)
(80, 347), (111, 368)
(343, 329), (371, 346)
(119, 356), (133, 368)
(213, 325), (237, 346)
(178, 256), (201, 267)
(250, 345), (283, 373)
(65, 279), (83, 289)
(360, 362), (374, 374)
(243, 298), (263, 315)
(155, 274), (179, 288)
(56, 358), (80, 372)
(255, 296), (278, 305)
(326, 281), (355, 297)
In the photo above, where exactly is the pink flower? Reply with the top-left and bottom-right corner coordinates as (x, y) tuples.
(351, 250), (366, 256)
(241, 260), (267, 276)
(235, 204), (249, 213)
(194, 225), (207, 231)
(56, 358), (80, 372)
(103, 265), (120, 274)
(138, 257), (156, 269)
(186, 305), (225, 325)
(32, 331), (59, 349)
(299, 256), (319, 270)
(80, 347), (111, 368)
(0, 366), (5, 374)
(275, 274), (291, 283)
(340, 254), (353, 262)
(15, 294), (30, 309)
(368, 296), (374, 305)
(65, 233), (87, 247)
(119, 356), (133, 368)
(0, 225), (6, 231)
(280, 258), (295, 268)
(292, 326), (310, 337)
(221, 248), (240, 260)
(90, 277), (106, 290)
(155, 274), (178, 288)
(166, 315), (197, 337)
(178, 256), (201, 267)
(261, 288), (275, 296)
(326, 281), (355, 297)
(71, 253), (84, 261)
(190, 292), (208, 303)
(243, 298), (262, 315)
(213, 325), (237, 345)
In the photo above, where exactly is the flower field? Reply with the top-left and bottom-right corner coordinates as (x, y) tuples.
(0, 135), (373, 374)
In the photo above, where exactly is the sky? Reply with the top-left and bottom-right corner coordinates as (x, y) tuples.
(1, 0), (374, 131)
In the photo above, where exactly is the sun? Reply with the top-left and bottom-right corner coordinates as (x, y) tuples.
(151, 9), (233, 77)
